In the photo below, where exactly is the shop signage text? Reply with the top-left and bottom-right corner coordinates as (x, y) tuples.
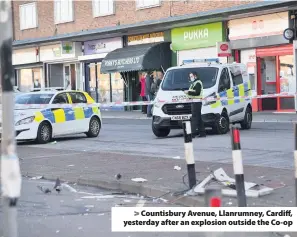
(171, 22), (223, 51)
(84, 37), (123, 55)
(228, 12), (288, 41)
(127, 32), (164, 45)
(103, 56), (142, 67)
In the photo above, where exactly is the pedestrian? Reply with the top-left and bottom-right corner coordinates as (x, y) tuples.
(139, 72), (147, 114)
(184, 71), (206, 138)
(145, 71), (154, 117)
(151, 71), (162, 97)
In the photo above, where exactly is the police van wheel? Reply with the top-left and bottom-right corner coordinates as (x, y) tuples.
(86, 117), (101, 138)
(213, 112), (229, 135)
(240, 106), (252, 130)
(36, 122), (52, 144)
(152, 124), (170, 138)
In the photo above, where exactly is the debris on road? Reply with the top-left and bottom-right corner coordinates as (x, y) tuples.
(172, 156), (180, 159)
(30, 176), (43, 180)
(193, 168), (274, 198)
(51, 141), (57, 144)
(54, 178), (61, 193)
(37, 185), (51, 194)
(67, 164), (75, 167)
(115, 173), (122, 180)
(174, 165), (181, 171)
(131, 178), (147, 183)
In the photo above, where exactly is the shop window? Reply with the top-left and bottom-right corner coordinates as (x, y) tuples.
(279, 55), (294, 93)
(97, 63), (111, 103)
(54, 0), (73, 24)
(18, 67), (43, 92)
(111, 72), (124, 103)
(136, 0), (160, 9)
(68, 92), (87, 103)
(218, 68), (231, 92)
(19, 2), (37, 30)
(92, 0), (114, 17)
(52, 93), (69, 104)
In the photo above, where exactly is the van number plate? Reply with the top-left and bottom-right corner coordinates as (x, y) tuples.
(171, 115), (191, 120)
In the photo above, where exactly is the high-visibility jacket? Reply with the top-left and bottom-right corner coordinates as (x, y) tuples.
(188, 80), (203, 99)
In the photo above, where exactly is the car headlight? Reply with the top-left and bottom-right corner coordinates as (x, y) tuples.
(204, 92), (217, 106)
(15, 116), (35, 126)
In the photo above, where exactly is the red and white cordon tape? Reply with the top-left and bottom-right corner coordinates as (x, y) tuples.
(13, 92), (296, 109)
(100, 92), (296, 108)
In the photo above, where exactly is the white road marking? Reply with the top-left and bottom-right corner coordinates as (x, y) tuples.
(136, 199), (146, 207)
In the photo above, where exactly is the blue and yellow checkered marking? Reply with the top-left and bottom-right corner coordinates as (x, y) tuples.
(210, 82), (251, 108)
(34, 106), (100, 123)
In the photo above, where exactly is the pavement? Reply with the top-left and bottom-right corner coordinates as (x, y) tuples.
(0, 178), (285, 237)
(101, 110), (297, 123)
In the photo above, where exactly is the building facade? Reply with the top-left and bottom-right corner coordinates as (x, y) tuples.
(12, 0), (297, 112)
(228, 11), (293, 112)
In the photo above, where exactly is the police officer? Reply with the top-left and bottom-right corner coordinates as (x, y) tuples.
(184, 71), (206, 138)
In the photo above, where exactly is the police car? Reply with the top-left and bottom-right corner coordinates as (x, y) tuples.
(1, 89), (102, 144)
(152, 58), (252, 137)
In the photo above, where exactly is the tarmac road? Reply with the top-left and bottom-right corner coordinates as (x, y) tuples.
(19, 119), (295, 170)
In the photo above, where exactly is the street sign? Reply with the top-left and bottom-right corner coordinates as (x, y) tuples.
(217, 42), (232, 57)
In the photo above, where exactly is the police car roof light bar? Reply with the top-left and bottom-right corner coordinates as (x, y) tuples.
(182, 58), (219, 65)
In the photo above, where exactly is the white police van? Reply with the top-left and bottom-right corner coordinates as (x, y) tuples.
(152, 58), (252, 137)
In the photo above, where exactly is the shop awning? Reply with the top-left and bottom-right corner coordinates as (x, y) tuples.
(100, 42), (171, 73)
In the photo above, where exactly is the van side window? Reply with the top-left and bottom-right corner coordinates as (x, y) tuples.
(230, 66), (243, 86)
(218, 68), (231, 92)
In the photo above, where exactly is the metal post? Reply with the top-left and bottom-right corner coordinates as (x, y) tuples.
(294, 123), (297, 207)
(0, 1), (22, 237)
(182, 120), (196, 189)
(230, 126), (247, 207)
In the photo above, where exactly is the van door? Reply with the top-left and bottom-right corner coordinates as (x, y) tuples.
(229, 66), (245, 121)
(217, 67), (234, 117)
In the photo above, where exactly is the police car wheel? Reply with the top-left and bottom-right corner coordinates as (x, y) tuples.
(36, 122), (52, 144)
(214, 112), (229, 135)
(86, 117), (101, 138)
(240, 106), (252, 130)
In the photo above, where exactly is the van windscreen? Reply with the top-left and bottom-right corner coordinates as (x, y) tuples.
(161, 67), (219, 91)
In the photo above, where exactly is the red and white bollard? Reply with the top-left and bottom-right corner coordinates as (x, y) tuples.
(204, 186), (222, 207)
(230, 126), (247, 207)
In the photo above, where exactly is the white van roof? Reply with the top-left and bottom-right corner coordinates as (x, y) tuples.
(168, 62), (246, 71)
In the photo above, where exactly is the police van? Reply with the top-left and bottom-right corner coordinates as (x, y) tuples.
(152, 58), (252, 137)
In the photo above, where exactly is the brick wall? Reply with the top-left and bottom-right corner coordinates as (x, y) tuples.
(13, 0), (259, 41)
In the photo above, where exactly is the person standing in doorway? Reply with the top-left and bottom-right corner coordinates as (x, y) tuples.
(184, 71), (206, 138)
(145, 71), (154, 117)
(139, 72), (147, 114)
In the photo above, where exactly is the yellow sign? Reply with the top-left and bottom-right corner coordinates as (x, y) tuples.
(128, 32), (164, 45)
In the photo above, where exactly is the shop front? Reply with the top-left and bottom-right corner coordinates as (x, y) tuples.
(78, 37), (123, 109)
(170, 22), (227, 65)
(100, 32), (170, 111)
(228, 12), (293, 112)
(40, 42), (82, 90)
(13, 47), (44, 92)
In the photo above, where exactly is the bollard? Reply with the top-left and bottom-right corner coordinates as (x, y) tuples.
(294, 123), (297, 207)
(230, 126), (247, 207)
(182, 120), (196, 189)
(204, 186), (222, 207)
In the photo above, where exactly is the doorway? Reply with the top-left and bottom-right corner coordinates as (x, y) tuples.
(63, 64), (76, 90)
(256, 44), (294, 112)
